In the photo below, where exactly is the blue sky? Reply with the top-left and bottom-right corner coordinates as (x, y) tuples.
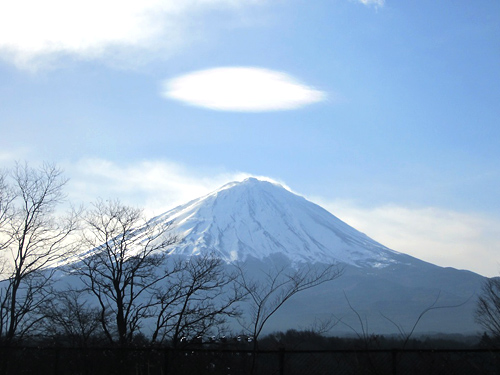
(1, 0), (499, 276)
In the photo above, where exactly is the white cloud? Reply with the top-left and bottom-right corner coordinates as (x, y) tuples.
(0, 150), (25, 164)
(0, 1), (384, 69)
(0, 0), (264, 69)
(162, 67), (326, 111)
(317, 198), (500, 277)
(357, 0), (385, 6)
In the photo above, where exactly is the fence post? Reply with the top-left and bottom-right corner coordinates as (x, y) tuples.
(391, 349), (397, 375)
(0, 346), (6, 375)
(163, 348), (170, 375)
(53, 347), (60, 375)
(279, 347), (285, 375)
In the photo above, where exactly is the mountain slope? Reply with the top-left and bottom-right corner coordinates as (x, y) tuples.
(154, 178), (419, 268)
(150, 178), (484, 335)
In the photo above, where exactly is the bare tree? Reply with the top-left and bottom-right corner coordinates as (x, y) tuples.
(0, 170), (15, 246)
(235, 261), (342, 349)
(476, 277), (500, 338)
(75, 199), (178, 346)
(151, 252), (244, 346)
(0, 162), (77, 343)
(381, 291), (471, 349)
(340, 292), (380, 349)
(42, 288), (106, 347)
(0, 170), (15, 276)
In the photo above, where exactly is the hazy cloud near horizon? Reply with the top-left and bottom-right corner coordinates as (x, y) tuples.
(62, 158), (289, 215)
(57, 158), (499, 278)
(320, 199), (500, 278)
(0, 154), (496, 277)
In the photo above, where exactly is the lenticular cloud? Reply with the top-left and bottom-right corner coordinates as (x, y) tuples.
(162, 67), (326, 112)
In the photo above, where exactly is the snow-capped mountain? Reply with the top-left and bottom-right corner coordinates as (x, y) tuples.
(150, 177), (485, 335)
(154, 177), (412, 268)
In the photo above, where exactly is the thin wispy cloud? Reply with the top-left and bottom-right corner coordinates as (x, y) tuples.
(0, 0), (264, 69)
(357, 0), (385, 6)
(63, 158), (287, 216)
(162, 67), (327, 111)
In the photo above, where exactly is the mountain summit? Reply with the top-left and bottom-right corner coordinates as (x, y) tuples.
(156, 178), (412, 268)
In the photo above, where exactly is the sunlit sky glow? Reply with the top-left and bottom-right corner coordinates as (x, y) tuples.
(1, 0), (499, 276)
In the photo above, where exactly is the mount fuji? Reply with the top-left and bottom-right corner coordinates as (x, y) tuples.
(155, 178), (411, 266)
(149, 178), (485, 335)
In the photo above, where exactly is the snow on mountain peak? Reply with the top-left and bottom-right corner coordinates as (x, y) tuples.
(155, 178), (406, 268)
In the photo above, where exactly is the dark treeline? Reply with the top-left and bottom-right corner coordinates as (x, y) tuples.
(258, 329), (498, 350)
(3, 328), (498, 351)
